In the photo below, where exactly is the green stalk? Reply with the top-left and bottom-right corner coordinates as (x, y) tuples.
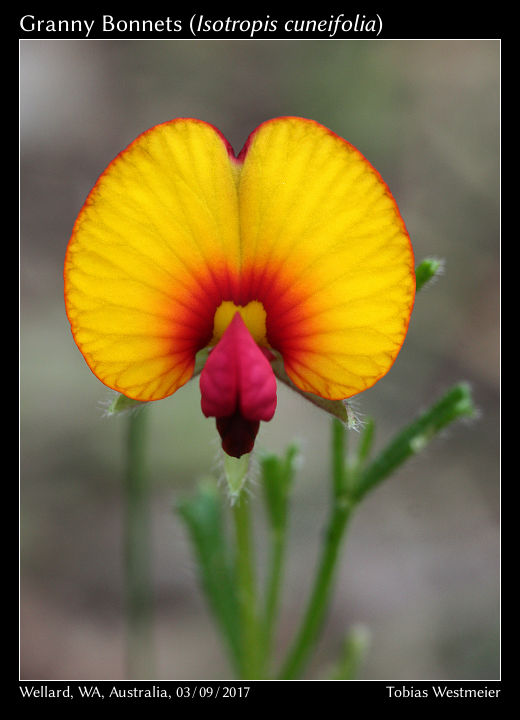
(278, 501), (353, 679)
(262, 525), (285, 673)
(259, 446), (297, 675)
(232, 492), (261, 678)
(278, 420), (353, 679)
(353, 383), (475, 502)
(124, 406), (154, 679)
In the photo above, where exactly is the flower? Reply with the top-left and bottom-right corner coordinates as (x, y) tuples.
(64, 117), (415, 457)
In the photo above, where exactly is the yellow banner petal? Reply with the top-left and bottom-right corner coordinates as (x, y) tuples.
(237, 117), (415, 399)
(65, 119), (241, 400)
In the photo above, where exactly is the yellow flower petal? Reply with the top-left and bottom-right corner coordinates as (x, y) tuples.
(236, 117), (415, 399)
(65, 116), (415, 405)
(65, 119), (241, 400)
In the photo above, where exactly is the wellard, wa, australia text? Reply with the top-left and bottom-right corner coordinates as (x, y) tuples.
(19, 684), (252, 700)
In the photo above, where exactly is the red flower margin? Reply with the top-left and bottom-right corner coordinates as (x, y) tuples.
(64, 117), (415, 457)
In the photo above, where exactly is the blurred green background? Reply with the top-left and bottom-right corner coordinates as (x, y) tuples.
(20, 39), (499, 680)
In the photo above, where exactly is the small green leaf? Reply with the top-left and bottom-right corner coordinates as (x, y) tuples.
(330, 624), (371, 680)
(104, 392), (146, 416)
(176, 479), (242, 672)
(224, 453), (250, 501)
(332, 418), (348, 500)
(415, 257), (444, 292)
(356, 417), (375, 465)
(260, 443), (299, 531)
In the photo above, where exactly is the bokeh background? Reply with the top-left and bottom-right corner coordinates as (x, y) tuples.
(20, 39), (499, 680)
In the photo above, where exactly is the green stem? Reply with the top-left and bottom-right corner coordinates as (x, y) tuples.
(232, 492), (261, 678)
(124, 406), (154, 679)
(278, 420), (354, 679)
(353, 383), (475, 503)
(259, 446), (298, 677)
(278, 500), (353, 679)
(262, 526), (285, 673)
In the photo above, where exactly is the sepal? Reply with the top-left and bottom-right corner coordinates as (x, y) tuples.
(104, 392), (147, 416)
(270, 354), (358, 428)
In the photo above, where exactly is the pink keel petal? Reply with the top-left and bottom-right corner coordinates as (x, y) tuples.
(200, 313), (277, 457)
(200, 313), (277, 421)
